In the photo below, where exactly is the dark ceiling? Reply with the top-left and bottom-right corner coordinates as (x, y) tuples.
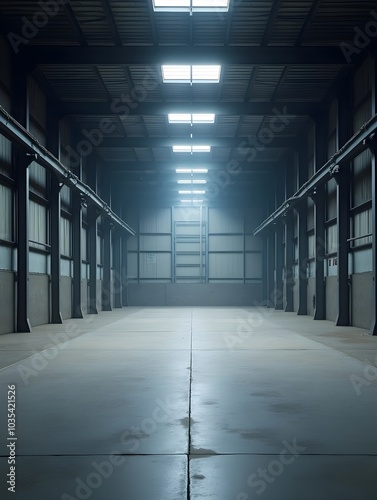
(1, 0), (376, 206)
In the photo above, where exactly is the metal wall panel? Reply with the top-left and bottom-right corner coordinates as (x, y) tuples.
(0, 184), (12, 242)
(209, 235), (243, 252)
(139, 234), (171, 251)
(140, 252), (171, 279)
(139, 207), (171, 233)
(208, 207), (243, 233)
(245, 253), (262, 280)
(60, 217), (72, 257)
(209, 253), (244, 279)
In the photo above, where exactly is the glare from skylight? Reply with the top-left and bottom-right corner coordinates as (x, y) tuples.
(168, 113), (215, 124)
(181, 199), (204, 203)
(162, 65), (221, 83)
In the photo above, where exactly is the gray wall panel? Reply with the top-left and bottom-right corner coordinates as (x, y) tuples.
(326, 276), (338, 322)
(61, 277), (72, 320)
(307, 277), (315, 317)
(29, 274), (49, 326)
(0, 271), (14, 334)
(352, 272), (373, 330)
(128, 283), (262, 306)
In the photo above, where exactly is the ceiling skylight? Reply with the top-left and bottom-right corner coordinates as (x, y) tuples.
(162, 65), (221, 83)
(153, 0), (229, 13)
(179, 190), (206, 194)
(168, 113), (215, 124)
(175, 168), (208, 173)
(177, 179), (207, 184)
(173, 145), (211, 153)
(181, 199), (204, 203)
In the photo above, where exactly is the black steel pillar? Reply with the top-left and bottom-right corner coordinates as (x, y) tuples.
(88, 158), (98, 314)
(335, 84), (352, 326)
(72, 144), (83, 319)
(47, 108), (63, 324)
(370, 58), (377, 335)
(312, 113), (328, 320)
(274, 169), (284, 310)
(50, 176), (63, 323)
(16, 155), (32, 332)
(111, 183), (122, 309)
(297, 146), (308, 316)
(284, 154), (295, 312)
(101, 170), (112, 312)
(13, 69), (31, 332)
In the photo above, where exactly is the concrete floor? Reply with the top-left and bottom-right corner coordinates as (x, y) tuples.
(0, 306), (377, 499)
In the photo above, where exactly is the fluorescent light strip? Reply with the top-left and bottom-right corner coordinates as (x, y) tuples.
(180, 199), (204, 203)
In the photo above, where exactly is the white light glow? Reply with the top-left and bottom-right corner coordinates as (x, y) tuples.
(173, 145), (211, 153)
(175, 168), (208, 173)
(153, 0), (229, 11)
(177, 179), (207, 184)
(168, 113), (215, 123)
(162, 65), (221, 83)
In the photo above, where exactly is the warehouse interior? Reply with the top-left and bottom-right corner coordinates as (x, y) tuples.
(0, 0), (377, 498)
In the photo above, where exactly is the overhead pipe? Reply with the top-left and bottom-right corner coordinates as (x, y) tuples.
(0, 105), (135, 236)
(253, 113), (377, 235)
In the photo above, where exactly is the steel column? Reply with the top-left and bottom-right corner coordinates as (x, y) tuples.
(312, 113), (328, 320)
(13, 70), (31, 333)
(284, 155), (295, 312)
(48, 108), (63, 324)
(274, 169), (284, 309)
(335, 84), (352, 326)
(102, 171), (112, 312)
(16, 154), (32, 332)
(72, 150), (83, 319)
(370, 58), (377, 335)
(50, 176), (63, 323)
(88, 159), (98, 314)
(297, 147), (308, 316)
(111, 185), (123, 309)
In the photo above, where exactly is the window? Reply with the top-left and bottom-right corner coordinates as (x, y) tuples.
(168, 113), (215, 124)
(162, 65), (221, 83)
(153, 0), (229, 13)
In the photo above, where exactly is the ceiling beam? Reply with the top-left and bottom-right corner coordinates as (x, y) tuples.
(107, 161), (278, 171)
(59, 101), (319, 117)
(99, 137), (295, 149)
(24, 46), (347, 66)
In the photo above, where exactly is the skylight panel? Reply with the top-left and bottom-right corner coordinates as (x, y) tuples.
(162, 65), (191, 82)
(192, 65), (221, 82)
(153, 0), (229, 12)
(173, 145), (211, 153)
(177, 179), (207, 184)
(175, 168), (209, 173)
(162, 65), (221, 83)
(181, 199), (204, 203)
(179, 190), (206, 194)
(168, 113), (215, 124)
